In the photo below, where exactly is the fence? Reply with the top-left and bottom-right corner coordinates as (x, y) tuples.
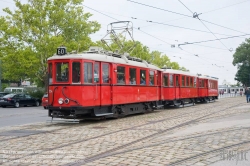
(218, 93), (244, 99)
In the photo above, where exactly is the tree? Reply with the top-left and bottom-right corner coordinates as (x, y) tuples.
(232, 38), (250, 86)
(0, 0), (100, 87)
(97, 38), (185, 70)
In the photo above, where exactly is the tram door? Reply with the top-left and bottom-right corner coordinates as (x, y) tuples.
(100, 63), (112, 106)
(94, 62), (101, 106)
(175, 75), (180, 99)
(158, 71), (163, 100)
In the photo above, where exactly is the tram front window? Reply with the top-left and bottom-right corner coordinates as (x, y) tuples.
(72, 62), (80, 83)
(56, 62), (69, 82)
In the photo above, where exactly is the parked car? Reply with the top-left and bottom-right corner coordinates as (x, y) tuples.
(0, 92), (9, 97)
(0, 93), (41, 108)
(0, 92), (10, 106)
(42, 93), (48, 109)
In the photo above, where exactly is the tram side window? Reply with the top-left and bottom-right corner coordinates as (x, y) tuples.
(49, 63), (52, 84)
(201, 80), (204, 87)
(186, 77), (189, 87)
(163, 74), (168, 86)
(194, 77), (196, 87)
(169, 74), (173, 86)
(140, 70), (146, 85)
(182, 76), (185, 86)
(176, 75), (179, 86)
(129, 68), (136, 85)
(117, 66), (125, 84)
(56, 62), (69, 82)
(190, 77), (193, 87)
(72, 62), (80, 83)
(149, 70), (154, 86)
(94, 63), (99, 83)
(102, 63), (109, 83)
(84, 62), (93, 83)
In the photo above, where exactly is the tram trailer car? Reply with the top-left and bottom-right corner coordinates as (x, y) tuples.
(47, 47), (218, 119)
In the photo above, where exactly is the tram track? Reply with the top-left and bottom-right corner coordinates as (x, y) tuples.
(0, 101), (244, 165)
(0, 100), (221, 142)
(62, 102), (244, 166)
(168, 142), (250, 166)
(96, 127), (250, 159)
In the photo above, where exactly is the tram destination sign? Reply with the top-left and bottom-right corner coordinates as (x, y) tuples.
(57, 47), (67, 56)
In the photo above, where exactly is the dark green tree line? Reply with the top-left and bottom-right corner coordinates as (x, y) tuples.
(233, 38), (250, 86)
(0, 0), (100, 87)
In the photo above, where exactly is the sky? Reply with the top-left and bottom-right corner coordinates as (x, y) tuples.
(1, 0), (250, 85)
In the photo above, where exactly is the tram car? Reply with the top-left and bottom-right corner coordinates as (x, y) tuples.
(47, 46), (218, 119)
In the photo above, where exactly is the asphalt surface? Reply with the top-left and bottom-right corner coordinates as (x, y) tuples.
(0, 106), (50, 127)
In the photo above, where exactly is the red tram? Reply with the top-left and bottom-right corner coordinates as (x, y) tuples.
(47, 47), (218, 119)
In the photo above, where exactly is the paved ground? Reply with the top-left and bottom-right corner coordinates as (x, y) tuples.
(0, 106), (49, 127)
(0, 97), (249, 166)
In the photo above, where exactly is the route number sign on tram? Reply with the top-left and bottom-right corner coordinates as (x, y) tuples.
(57, 47), (67, 56)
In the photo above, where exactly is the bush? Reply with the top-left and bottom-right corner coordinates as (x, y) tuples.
(24, 87), (45, 99)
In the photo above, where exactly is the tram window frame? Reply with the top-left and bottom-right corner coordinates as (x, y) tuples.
(186, 76), (189, 87)
(140, 69), (146, 85)
(163, 74), (168, 86)
(56, 62), (69, 82)
(94, 63), (100, 83)
(102, 63), (110, 84)
(117, 66), (125, 84)
(48, 63), (53, 84)
(201, 80), (204, 88)
(190, 77), (193, 87)
(84, 62), (93, 84)
(169, 74), (174, 87)
(149, 70), (154, 86)
(129, 68), (136, 85)
(182, 76), (185, 87)
(72, 62), (81, 83)
(194, 77), (197, 87)
(175, 75), (179, 87)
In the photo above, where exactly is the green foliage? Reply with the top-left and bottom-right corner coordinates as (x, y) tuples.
(0, 83), (9, 92)
(0, 0), (100, 87)
(96, 38), (185, 70)
(24, 87), (45, 99)
(232, 38), (250, 86)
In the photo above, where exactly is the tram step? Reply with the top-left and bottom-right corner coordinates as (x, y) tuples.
(154, 105), (164, 109)
(95, 113), (114, 116)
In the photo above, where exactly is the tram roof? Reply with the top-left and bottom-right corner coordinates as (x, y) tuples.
(48, 52), (160, 70)
(198, 75), (218, 81)
(162, 69), (218, 81)
(162, 69), (197, 77)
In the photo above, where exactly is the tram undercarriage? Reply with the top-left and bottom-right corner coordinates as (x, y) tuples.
(48, 101), (157, 119)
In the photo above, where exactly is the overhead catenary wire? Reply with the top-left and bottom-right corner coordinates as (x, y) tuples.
(83, 5), (247, 39)
(84, 5), (246, 52)
(177, 0), (245, 51)
(178, 34), (250, 46)
(202, 0), (250, 14)
(127, 0), (248, 34)
(82, 4), (237, 71)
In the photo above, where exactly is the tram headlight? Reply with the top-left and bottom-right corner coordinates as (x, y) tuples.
(65, 98), (69, 104)
(58, 98), (64, 104)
